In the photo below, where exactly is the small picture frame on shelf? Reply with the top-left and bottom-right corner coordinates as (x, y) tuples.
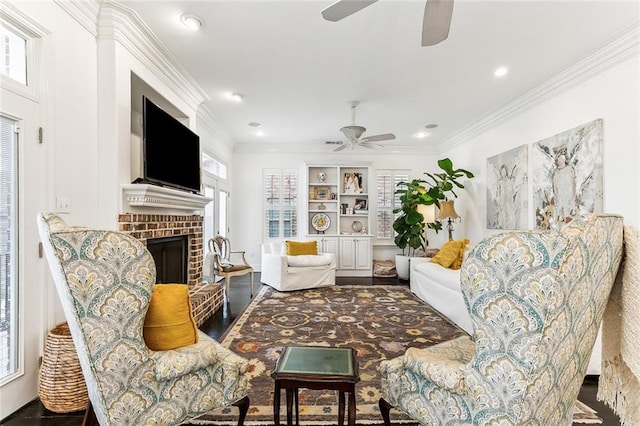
(354, 198), (367, 210)
(315, 186), (331, 200)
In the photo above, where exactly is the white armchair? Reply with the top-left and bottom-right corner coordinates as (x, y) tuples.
(260, 241), (336, 291)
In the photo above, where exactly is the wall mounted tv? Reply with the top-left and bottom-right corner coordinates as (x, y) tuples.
(142, 96), (201, 194)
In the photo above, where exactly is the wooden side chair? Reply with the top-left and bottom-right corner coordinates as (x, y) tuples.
(208, 235), (254, 303)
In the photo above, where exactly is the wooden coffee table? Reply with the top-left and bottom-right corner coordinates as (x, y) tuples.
(271, 346), (360, 426)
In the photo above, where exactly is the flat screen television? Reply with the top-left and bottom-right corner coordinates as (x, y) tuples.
(142, 96), (201, 194)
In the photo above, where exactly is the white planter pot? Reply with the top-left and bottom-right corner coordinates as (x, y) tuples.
(395, 254), (411, 280)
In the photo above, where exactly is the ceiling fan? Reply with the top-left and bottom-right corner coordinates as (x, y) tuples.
(329, 102), (395, 152)
(321, 0), (454, 47)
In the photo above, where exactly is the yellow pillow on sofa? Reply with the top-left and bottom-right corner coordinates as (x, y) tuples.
(430, 240), (464, 268)
(450, 239), (471, 270)
(286, 240), (318, 256)
(144, 284), (198, 351)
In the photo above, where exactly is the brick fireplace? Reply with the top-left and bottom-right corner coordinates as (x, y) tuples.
(118, 214), (203, 287)
(119, 184), (224, 324)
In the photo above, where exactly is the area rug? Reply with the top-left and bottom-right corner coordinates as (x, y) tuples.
(192, 285), (602, 425)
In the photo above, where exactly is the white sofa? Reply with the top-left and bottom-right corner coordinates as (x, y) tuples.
(260, 242), (336, 291)
(410, 259), (602, 375)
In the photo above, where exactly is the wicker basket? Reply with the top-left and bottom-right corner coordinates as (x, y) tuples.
(38, 322), (89, 413)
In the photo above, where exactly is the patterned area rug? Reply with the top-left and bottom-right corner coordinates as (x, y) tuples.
(193, 285), (601, 425)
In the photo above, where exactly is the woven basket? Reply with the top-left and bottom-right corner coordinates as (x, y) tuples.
(38, 322), (89, 413)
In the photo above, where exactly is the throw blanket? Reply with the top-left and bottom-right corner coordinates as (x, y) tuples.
(599, 224), (640, 425)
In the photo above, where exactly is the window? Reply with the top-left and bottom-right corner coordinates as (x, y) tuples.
(0, 115), (18, 381)
(264, 169), (298, 239)
(202, 152), (226, 180)
(376, 170), (409, 240)
(0, 24), (27, 85)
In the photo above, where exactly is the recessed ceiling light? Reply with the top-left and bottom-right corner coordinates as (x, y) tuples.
(254, 129), (264, 137)
(180, 13), (203, 31)
(228, 93), (244, 102)
(425, 124), (438, 129)
(414, 131), (430, 139)
(494, 66), (508, 77)
(248, 122), (261, 128)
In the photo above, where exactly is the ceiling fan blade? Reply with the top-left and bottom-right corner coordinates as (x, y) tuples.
(422, 0), (454, 47)
(333, 143), (351, 152)
(360, 133), (396, 143)
(361, 142), (384, 150)
(322, 0), (378, 22)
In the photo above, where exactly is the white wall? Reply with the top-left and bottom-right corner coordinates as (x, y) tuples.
(1, 0), (100, 418)
(442, 54), (639, 244)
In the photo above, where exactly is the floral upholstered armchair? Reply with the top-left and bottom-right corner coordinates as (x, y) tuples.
(38, 212), (250, 426)
(380, 213), (623, 425)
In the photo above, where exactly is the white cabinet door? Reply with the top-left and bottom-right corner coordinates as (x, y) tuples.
(320, 237), (339, 256)
(354, 237), (372, 270)
(314, 236), (340, 268)
(339, 236), (371, 272)
(339, 237), (357, 270)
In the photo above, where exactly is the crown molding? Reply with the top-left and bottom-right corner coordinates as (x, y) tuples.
(1, 1), (50, 37)
(439, 23), (640, 152)
(96, 0), (209, 112)
(53, 0), (100, 36)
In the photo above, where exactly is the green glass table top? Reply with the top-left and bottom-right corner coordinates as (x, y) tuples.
(275, 346), (355, 376)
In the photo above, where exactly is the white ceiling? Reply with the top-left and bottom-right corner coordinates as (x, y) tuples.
(123, 0), (639, 152)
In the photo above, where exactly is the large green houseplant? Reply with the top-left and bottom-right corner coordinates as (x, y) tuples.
(393, 158), (474, 258)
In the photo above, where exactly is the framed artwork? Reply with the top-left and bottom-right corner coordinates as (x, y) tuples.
(343, 172), (363, 194)
(532, 118), (603, 230)
(315, 186), (330, 200)
(354, 198), (367, 210)
(486, 145), (528, 229)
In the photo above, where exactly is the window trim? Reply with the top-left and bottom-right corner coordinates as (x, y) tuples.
(374, 169), (410, 245)
(0, 14), (42, 102)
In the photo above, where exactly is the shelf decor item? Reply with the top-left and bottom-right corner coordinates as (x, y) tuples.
(312, 213), (331, 233)
(343, 172), (362, 194)
(318, 172), (327, 183)
(315, 186), (330, 200)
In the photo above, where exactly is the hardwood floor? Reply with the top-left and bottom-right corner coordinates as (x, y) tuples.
(1, 274), (620, 425)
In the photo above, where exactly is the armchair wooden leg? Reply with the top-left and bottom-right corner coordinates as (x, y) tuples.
(249, 270), (254, 298)
(379, 398), (393, 426)
(81, 400), (97, 426)
(234, 395), (250, 426)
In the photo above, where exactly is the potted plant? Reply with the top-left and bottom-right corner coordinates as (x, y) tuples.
(393, 158), (474, 279)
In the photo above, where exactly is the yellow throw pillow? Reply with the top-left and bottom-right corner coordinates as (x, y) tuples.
(450, 239), (471, 270)
(144, 284), (198, 351)
(430, 240), (464, 268)
(286, 240), (318, 256)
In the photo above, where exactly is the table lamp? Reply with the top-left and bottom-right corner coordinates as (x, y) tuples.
(417, 203), (436, 247)
(438, 200), (460, 241)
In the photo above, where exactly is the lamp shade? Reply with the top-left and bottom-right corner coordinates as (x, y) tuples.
(417, 204), (436, 224)
(438, 200), (460, 220)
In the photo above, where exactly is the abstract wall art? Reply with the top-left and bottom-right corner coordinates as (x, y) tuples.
(532, 118), (603, 230)
(486, 144), (528, 229)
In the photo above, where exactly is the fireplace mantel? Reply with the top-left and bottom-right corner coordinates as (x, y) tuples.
(122, 184), (212, 214)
